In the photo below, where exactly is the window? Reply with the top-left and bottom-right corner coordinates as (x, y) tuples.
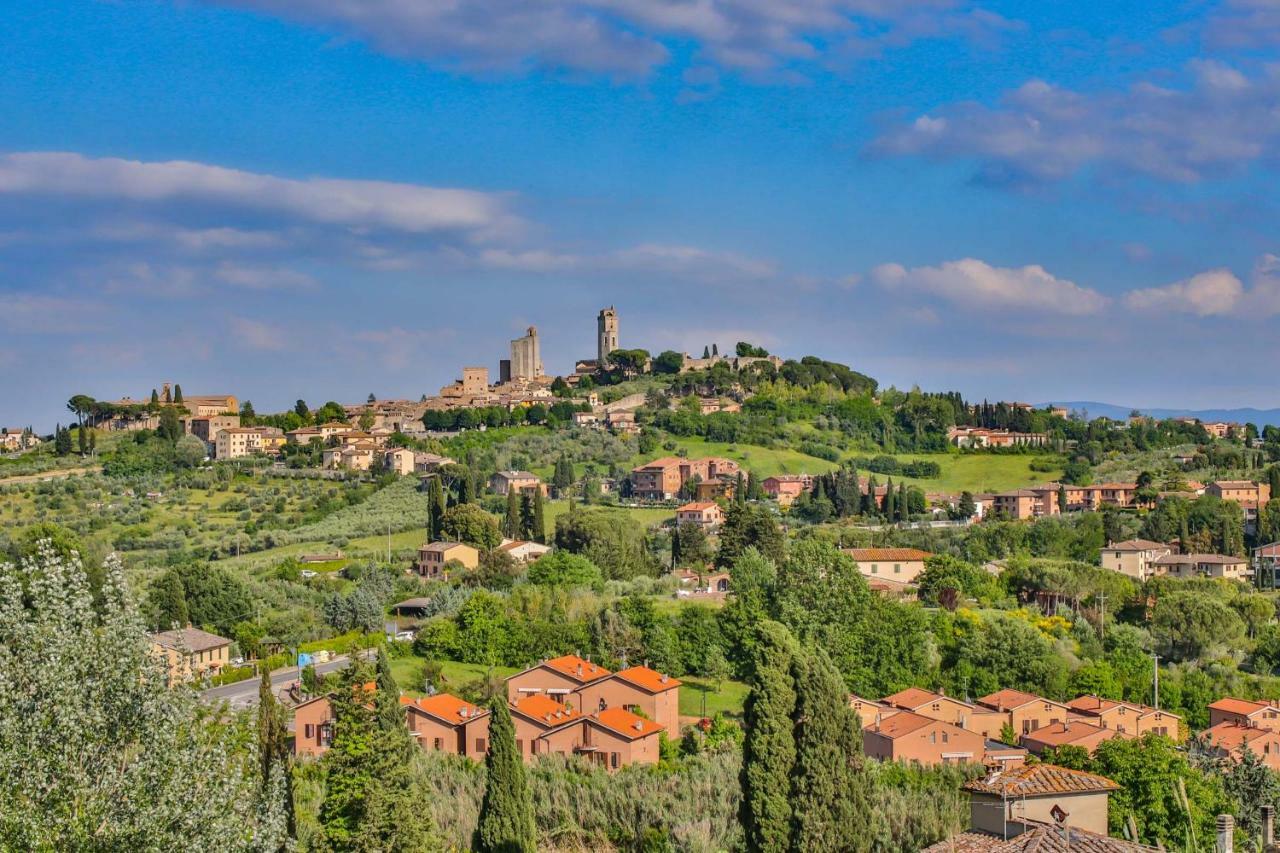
(929, 732), (936, 744)
(475, 738), (486, 753)
(942, 732), (949, 744)
(894, 564), (901, 574)
(611, 752), (620, 769)
(304, 724), (315, 739)
(516, 739), (524, 754)
(433, 738), (443, 750)
(870, 564), (878, 574)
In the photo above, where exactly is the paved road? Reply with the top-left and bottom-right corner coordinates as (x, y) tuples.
(199, 653), (364, 711)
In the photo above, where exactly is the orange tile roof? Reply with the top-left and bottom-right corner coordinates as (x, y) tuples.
(1022, 721), (1124, 748)
(1201, 722), (1276, 752)
(867, 710), (940, 738)
(1066, 695), (1126, 715)
(409, 693), (488, 726)
(978, 689), (1056, 711)
(510, 694), (583, 728)
(677, 501), (720, 512)
(591, 707), (663, 740)
(1208, 697), (1269, 716)
(541, 655), (612, 683)
(882, 687), (947, 710)
(844, 548), (934, 561)
(924, 822), (1157, 852)
(965, 764), (1119, 797)
(613, 665), (681, 693)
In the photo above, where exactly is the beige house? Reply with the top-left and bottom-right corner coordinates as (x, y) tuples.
(862, 711), (989, 767)
(490, 470), (546, 496)
(964, 763), (1118, 838)
(879, 686), (1007, 740)
(1151, 552), (1250, 580)
(322, 443), (376, 471)
(1066, 695), (1181, 740)
(149, 626), (231, 681)
(1100, 539), (1173, 581)
(762, 474), (814, 506)
(215, 427), (264, 460)
(844, 548), (933, 585)
(976, 689), (1070, 737)
(1200, 722), (1280, 771)
(187, 414), (240, 443)
(497, 539), (552, 563)
(675, 501), (725, 529)
(575, 665), (682, 739)
(414, 542), (480, 579)
(1208, 697), (1280, 731)
(1020, 720), (1129, 756)
(405, 694), (491, 759)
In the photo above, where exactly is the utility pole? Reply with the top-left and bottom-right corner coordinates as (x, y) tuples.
(1153, 653), (1161, 710)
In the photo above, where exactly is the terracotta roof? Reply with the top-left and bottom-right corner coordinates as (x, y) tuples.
(882, 687), (947, 710)
(409, 693), (488, 726)
(978, 689), (1058, 712)
(844, 548), (934, 561)
(150, 627), (231, 653)
(419, 541), (472, 553)
(590, 707), (663, 740)
(613, 665), (682, 693)
(1104, 539), (1169, 552)
(541, 655), (612, 684)
(923, 822), (1156, 852)
(677, 501), (721, 512)
(1210, 480), (1261, 489)
(1066, 695), (1124, 715)
(1208, 697), (1268, 716)
(1022, 720), (1125, 749)
(867, 710), (940, 738)
(965, 764), (1120, 797)
(510, 694), (583, 728)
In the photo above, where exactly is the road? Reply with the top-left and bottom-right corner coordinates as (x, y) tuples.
(0, 464), (102, 486)
(199, 653), (364, 711)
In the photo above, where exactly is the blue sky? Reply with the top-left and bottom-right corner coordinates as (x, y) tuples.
(3, 0), (1279, 429)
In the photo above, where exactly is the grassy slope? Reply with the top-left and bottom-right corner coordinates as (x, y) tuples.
(871, 454), (1062, 494)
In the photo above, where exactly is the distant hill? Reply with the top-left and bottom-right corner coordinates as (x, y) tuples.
(1040, 401), (1280, 428)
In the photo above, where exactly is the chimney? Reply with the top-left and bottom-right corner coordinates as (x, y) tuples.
(1263, 805), (1275, 848)
(1217, 815), (1234, 853)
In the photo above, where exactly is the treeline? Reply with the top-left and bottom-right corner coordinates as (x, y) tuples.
(423, 401), (590, 432)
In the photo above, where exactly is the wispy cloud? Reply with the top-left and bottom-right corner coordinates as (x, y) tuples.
(871, 60), (1280, 186)
(229, 316), (290, 351)
(869, 258), (1110, 315)
(211, 0), (1016, 80)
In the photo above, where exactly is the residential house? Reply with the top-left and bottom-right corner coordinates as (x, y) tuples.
(414, 541), (480, 579)
(961, 763), (1119, 838)
(1207, 480), (1273, 527)
(405, 694), (491, 759)
(506, 654), (612, 704)
(1020, 720), (1129, 756)
(490, 470), (546, 497)
(604, 411), (639, 435)
(214, 427), (273, 460)
(762, 474), (815, 507)
(0, 429), (37, 451)
(948, 427), (1048, 448)
(977, 689), (1070, 737)
(575, 665), (682, 739)
(508, 694), (587, 760)
(497, 539), (552, 563)
(1066, 695), (1181, 740)
(383, 447), (418, 476)
(862, 711), (990, 767)
(293, 695), (335, 758)
(322, 443), (375, 471)
(629, 456), (741, 500)
(1208, 697), (1280, 732)
(844, 548), (934, 585)
(1151, 552), (1250, 581)
(697, 398), (741, 415)
(880, 687), (1008, 740)
(694, 475), (739, 502)
(1199, 722), (1280, 771)
(149, 626), (231, 681)
(1257, 542), (1280, 588)
(1100, 539), (1174, 581)
(992, 489), (1057, 520)
(850, 695), (900, 729)
(925, 764), (1163, 852)
(581, 707), (663, 769)
(675, 501), (725, 530)
(187, 414), (240, 443)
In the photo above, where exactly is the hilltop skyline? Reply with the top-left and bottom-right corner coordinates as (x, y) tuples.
(4, 1), (1280, 427)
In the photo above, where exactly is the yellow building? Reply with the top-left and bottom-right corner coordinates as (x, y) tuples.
(149, 626), (232, 681)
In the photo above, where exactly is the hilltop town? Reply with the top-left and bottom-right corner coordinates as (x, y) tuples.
(6, 304), (1280, 851)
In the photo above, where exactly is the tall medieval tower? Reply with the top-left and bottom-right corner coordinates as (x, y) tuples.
(597, 306), (619, 366)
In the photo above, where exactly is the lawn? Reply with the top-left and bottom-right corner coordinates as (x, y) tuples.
(861, 453), (1063, 494)
(643, 437), (842, 478)
(390, 656), (519, 698)
(678, 674), (749, 719)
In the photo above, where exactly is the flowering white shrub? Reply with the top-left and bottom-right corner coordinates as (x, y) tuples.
(0, 543), (288, 851)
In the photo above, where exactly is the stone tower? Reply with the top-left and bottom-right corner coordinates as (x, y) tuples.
(510, 326), (543, 380)
(598, 306), (619, 366)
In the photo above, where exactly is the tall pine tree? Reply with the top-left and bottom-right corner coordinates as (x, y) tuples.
(475, 698), (537, 853)
(740, 620), (799, 853)
(427, 476), (446, 541)
(532, 491), (545, 544)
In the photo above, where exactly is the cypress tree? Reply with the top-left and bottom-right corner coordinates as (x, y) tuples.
(504, 489), (521, 539)
(734, 471), (746, 505)
(475, 699), (537, 853)
(898, 482), (908, 522)
(519, 494), (535, 541)
(374, 648), (402, 733)
(882, 477), (895, 520)
(77, 425), (88, 456)
(747, 470), (764, 501)
(670, 526), (683, 568)
(532, 490), (545, 544)
(150, 388), (159, 405)
(428, 476), (446, 540)
(740, 620), (799, 853)
(173, 384), (183, 405)
(702, 346), (711, 359)
(791, 648), (867, 852)
(1269, 466), (1280, 502)
(256, 666), (295, 838)
(1058, 485), (1068, 514)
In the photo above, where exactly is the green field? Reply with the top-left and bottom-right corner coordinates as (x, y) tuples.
(641, 437), (841, 478)
(865, 453), (1062, 494)
(679, 675), (749, 719)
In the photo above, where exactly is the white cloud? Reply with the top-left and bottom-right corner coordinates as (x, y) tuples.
(1124, 269), (1245, 316)
(229, 316), (289, 351)
(872, 60), (1280, 185)
(1205, 0), (1280, 51)
(0, 294), (106, 334)
(214, 262), (316, 290)
(870, 258), (1109, 315)
(0, 151), (519, 238)
(612, 243), (778, 281)
(213, 0), (1013, 79)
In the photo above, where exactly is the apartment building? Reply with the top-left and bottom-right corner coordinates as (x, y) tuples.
(1208, 697), (1280, 731)
(976, 689), (1070, 737)
(862, 711), (991, 766)
(1066, 695), (1181, 739)
(762, 474), (815, 506)
(1100, 539), (1174, 581)
(1151, 552), (1250, 581)
(630, 456), (741, 500)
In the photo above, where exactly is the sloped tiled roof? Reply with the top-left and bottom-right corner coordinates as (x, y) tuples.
(1103, 539), (1169, 552)
(409, 693), (488, 726)
(541, 655), (612, 684)
(844, 548), (934, 561)
(883, 687), (947, 709)
(1207, 697), (1268, 716)
(868, 711), (940, 738)
(978, 689), (1057, 712)
(1021, 720), (1125, 749)
(923, 822), (1157, 852)
(149, 627), (231, 653)
(590, 707), (663, 740)
(613, 665), (681, 693)
(965, 764), (1120, 797)
(510, 694), (583, 728)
